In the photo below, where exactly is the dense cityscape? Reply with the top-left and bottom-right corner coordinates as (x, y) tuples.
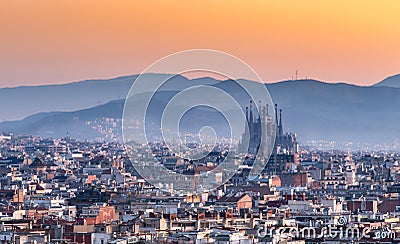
(1, 104), (400, 244)
(2, 1), (399, 243)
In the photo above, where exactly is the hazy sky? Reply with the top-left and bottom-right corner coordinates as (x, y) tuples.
(1, 1), (400, 87)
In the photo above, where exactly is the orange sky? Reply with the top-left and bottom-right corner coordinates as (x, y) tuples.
(1, 0), (399, 87)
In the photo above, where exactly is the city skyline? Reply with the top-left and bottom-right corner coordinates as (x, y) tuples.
(1, 2), (400, 243)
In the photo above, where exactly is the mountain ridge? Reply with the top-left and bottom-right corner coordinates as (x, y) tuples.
(373, 74), (400, 88)
(1, 75), (400, 146)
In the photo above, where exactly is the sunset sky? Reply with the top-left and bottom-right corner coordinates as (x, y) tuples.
(1, 0), (399, 87)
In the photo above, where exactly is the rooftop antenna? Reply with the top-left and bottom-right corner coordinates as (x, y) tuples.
(295, 70), (298, 80)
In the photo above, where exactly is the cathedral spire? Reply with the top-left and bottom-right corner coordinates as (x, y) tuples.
(249, 100), (253, 123)
(279, 109), (283, 137)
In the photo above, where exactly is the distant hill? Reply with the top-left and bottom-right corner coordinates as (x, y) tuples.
(268, 79), (400, 145)
(0, 73), (222, 122)
(374, 74), (400, 88)
(0, 100), (125, 140)
(1, 76), (400, 146)
(0, 75), (135, 122)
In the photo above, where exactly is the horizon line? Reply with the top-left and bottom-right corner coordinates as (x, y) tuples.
(1, 72), (398, 90)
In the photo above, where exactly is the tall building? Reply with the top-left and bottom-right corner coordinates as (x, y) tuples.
(239, 101), (299, 175)
(240, 101), (298, 156)
(274, 104), (299, 154)
(239, 100), (275, 157)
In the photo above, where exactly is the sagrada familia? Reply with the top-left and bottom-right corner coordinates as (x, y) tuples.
(239, 100), (298, 157)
